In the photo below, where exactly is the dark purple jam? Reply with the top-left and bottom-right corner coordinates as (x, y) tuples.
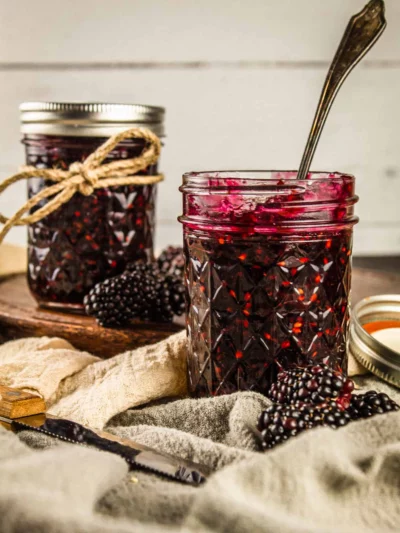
(180, 171), (358, 397)
(25, 135), (157, 310)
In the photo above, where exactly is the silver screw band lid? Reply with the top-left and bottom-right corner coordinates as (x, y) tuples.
(20, 102), (165, 137)
(349, 294), (400, 388)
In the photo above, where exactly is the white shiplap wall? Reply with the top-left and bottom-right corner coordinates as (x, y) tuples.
(0, 0), (399, 255)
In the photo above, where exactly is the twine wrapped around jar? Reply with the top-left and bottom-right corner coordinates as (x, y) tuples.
(0, 127), (164, 245)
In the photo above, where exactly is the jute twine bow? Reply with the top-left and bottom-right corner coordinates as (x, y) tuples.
(0, 127), (164, 245)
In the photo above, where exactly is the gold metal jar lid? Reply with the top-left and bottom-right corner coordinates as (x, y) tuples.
(20, 102), (165, 137)
(349, 294), (400, 388)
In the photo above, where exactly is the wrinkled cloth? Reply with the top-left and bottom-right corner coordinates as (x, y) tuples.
(1, 379), (400, 533)
(0, 333), (188, 429)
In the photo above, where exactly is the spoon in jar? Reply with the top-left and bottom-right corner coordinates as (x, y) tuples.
(297, 0), (386, 181)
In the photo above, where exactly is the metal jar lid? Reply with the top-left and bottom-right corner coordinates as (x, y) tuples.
(349, 294), (400, 388)
(20, 102), (165, 137)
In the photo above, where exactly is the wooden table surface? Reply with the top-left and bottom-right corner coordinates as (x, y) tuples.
(353, 256), (400, 275)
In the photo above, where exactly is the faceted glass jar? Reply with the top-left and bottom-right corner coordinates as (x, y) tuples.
(24, 134), (158, 310)
(179, 171), (358, 397)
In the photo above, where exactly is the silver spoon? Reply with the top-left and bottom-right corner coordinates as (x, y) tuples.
(297, 0), (387, 181)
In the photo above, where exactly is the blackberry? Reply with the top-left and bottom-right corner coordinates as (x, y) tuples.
(258, 402), (351, 449)
(268, 364), (354, 409)
(84, 267), (156, 327)
(348, 391), (399, 420)
(157, 246), (184, 278)
(84, 263), (185, 326)
(148, 273), (186, 322)
(127, 264), (186, 321)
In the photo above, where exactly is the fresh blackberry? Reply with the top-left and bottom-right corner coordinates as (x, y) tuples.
(268, 364), (354, 409)
(152, 274), (185, 322)
(258, 402), (351, 449)
(157, 246), (184, 278)
(126, 263), (185, 321)
(84, 269), (156, 327)
(84, 263), (185, 326)
(348, 391), (399, 420)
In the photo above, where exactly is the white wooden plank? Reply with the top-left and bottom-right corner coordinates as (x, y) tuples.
(354, 226), (400, 256)
(155, 220), (182, 252)
(0, 66), (399, 254)
(0, 0), (398, 64)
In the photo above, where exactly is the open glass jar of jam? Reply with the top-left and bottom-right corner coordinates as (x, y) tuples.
(20, 102), (165, 311)
(179, 171), (358, 397)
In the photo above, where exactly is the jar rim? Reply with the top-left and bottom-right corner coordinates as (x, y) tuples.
(180, 169), (358, 232)
(182, 170), (355, 183)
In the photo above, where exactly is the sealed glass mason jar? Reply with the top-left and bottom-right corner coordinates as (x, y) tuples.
(179, 171), (358, 397)
(20, 102), (165, 311)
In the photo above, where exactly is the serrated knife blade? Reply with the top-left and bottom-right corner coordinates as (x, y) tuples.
(0, 385), (209, 486)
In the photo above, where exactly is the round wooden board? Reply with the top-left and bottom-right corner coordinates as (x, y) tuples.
(0, 274), (183, 358)
(0, 268), (399, 359)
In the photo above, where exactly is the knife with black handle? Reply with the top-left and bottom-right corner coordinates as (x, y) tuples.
(0, 384), (209, 485)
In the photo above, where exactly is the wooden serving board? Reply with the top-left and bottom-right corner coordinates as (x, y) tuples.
(0, 268), (399, 359)
(0, 274), (183, 358)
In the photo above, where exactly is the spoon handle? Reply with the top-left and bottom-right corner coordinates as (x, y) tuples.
(297, 0), (386, 181)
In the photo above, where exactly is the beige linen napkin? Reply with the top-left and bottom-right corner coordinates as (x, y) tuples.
(0, 332), (187, 429)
